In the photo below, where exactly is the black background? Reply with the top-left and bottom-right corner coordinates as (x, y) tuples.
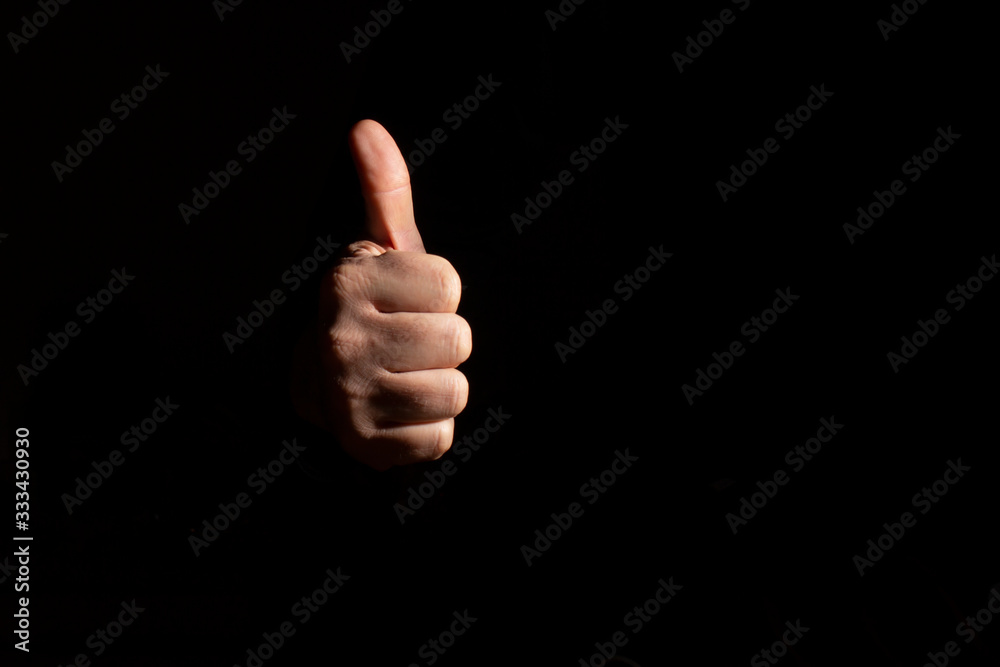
(2, 0), (996, 665)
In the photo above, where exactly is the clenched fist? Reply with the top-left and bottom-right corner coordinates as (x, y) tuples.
(293, 120), (472, 471)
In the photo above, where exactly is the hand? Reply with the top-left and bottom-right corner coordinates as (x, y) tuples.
(294, 119), (472, 471)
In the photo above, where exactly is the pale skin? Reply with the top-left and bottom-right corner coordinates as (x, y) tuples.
(291, 119), (472, 471)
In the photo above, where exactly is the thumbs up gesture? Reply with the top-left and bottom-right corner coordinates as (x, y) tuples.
(308, 120), (472, 471)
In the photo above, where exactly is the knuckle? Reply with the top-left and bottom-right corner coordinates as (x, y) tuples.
(345, 405), (376, 436)
(339, 374), (373, 405)
(449, 316), (472, 363)
(321, 329), (383, 409)
(326, 259), (372, 303)
(323, 324), (364, 368)
(430, 420), (455, 459)
(346, 240), (386, 257)
(445, 370), (469, 416)
(430, 256), (462, 311)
